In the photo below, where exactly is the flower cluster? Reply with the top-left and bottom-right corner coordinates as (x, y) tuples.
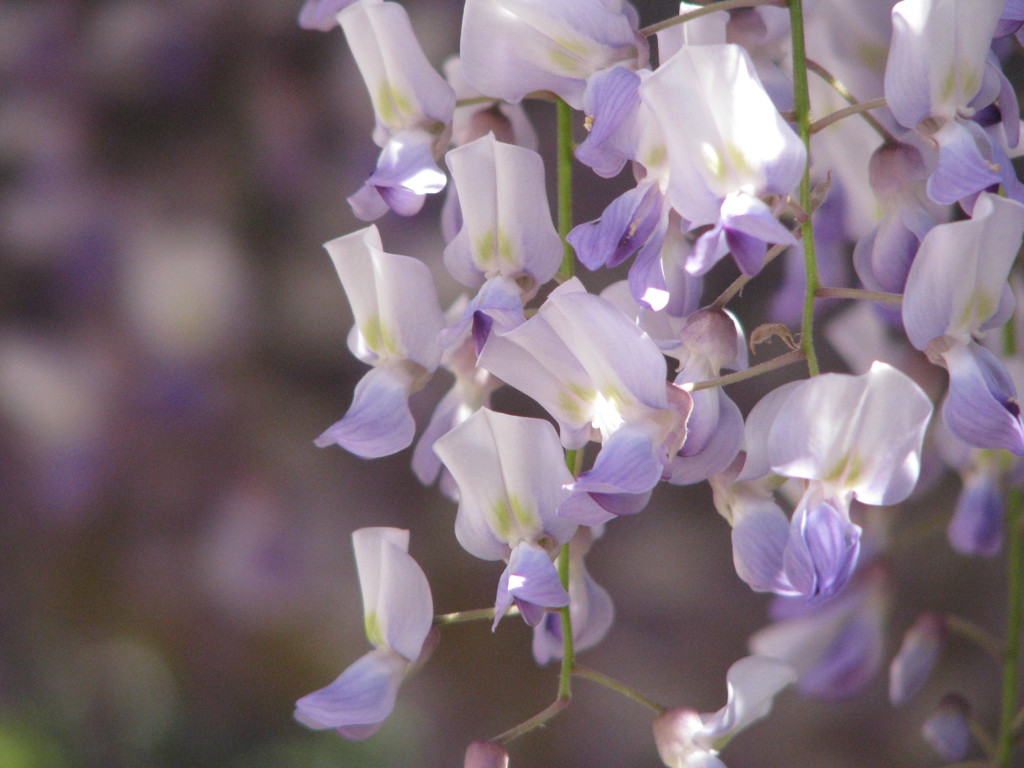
(293, 1), (1024, 766)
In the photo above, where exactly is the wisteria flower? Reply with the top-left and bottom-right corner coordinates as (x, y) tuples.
(294, 527), (434, 738)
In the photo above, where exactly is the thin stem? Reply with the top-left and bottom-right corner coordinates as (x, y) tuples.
(685, 349), (806, 392)
(1010, 704), (1024, 738)
(810, 98), (888, 135)
(555, 98), (576, 282)
(945, 613), (1005, 663)
(805, 59), (897, 143)
(995, 486), (1024, 767)
(972, 716), (998, 758)
(639, 0), (784, 37)
(493, 697), (570, 744)
(434, 606), (520, 626)
(788, 0), (820, 377)
(815, 286), (902, 305)
(557, 544), (575, 700)
(710, 240), (790, 309)
(572, 664), (666, 714)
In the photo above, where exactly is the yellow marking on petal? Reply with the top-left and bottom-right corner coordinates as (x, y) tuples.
(645, 145), (666, 170)
(725, 141), (752, 178)
(361, 315), (399, 356)
(377, 81), (415, 127)
(365, 611), (384, 646)
(498, 229), (515, 264)
(492, 497), (513, 539)
(476, 230), (497, 266)
(941, 66), (957, 103)
(509, 494), (536, 531)
(548, 45), (587, 76)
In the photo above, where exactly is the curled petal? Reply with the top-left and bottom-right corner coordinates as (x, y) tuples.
(315, 367), (416, 459)
(294, 648), (407, 737)
(782, 497), (861, 604)
(948, 471), (1004, 556)
(493, 542), (569, 631)
(942, 343), (1024, 454)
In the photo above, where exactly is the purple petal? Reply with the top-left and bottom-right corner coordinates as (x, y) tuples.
(493, 543), (568, 631)
(927, 121), (1001, 205)
(782, 499), (861, 604)
(731, 506), (791, 594)
(575, 66), (642, 178)
(948, 471), (1004, 556)
(669, 390), (743, 485)
(942, 343), (1024, 454)
(567, 181), (666, 270)
(567, 427), (663, 496)
(315, 367), (415, 458)
(351, 131), (447, 220)
(294, 648), (407, 735)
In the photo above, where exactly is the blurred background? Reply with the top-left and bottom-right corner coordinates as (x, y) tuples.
(0, 1), (1012, 766)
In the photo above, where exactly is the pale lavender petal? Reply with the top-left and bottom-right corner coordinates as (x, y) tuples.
(347, 183), (390, 221)
(889, 613), (944, 706)
(352, 131), (447, 220)
(731, 505), (791, 594)
(377, 535), (434, 661)
(575, 66), (642, 178)
(738, 380), (804, 482)
(626, 212), (672, 310)
(315, 367), (415, 458)
(669, 391), (744, 486)
(927, 120), (1001, 205)
(294, 648), (407, 734)
(948, 471), (1004, 556)
(903, 192), (1024, 349)
(567, 426), (663, 496)
(766, 363), (932, 505)
(411, 389), (461, 488)
(298, 0), (355, 31)
(493, 543), (568, 631)
(700, 656), (797, 744)
(554, 492), (618, 525)
(782, 499), (861, 604)
(436, 276), (525, 351)
(687, 222), (730, 276)
(942, 343), (1024, 454)
(799, 610), (884, 699)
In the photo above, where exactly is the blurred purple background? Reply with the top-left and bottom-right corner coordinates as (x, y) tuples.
(0, 1), (1010, 766)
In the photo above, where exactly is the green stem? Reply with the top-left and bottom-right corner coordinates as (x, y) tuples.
(493, 697), (570, 744)
(788, 0), (820, 377)
(996, 487), (1024, 767)
(810, 98), (888, 135)
(639, 0), (785, 37)
(805, 59), (896, 143)
(554, 95), (578, 701)
(558, 544), (575, 700)
(686, 349), (806, 392)
(815, 286), (902, 305)
(555, 98), (576, 282)
(945, 613), (1005, 664)
(572, 664), (666, 714)
(434, 606), (519, 626)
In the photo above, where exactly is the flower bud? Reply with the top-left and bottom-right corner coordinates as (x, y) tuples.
(464, 741), (509, 768)
(921, 693), (971, 763)
(889, 613), (944, 705)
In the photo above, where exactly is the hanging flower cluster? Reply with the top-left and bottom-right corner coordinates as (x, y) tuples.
(293, 0), (1024, 766)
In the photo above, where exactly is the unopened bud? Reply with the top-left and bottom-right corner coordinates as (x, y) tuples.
(889, 613), (944, 705)
(464, 741), (509, 768)
(921, 693), (971, 763)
